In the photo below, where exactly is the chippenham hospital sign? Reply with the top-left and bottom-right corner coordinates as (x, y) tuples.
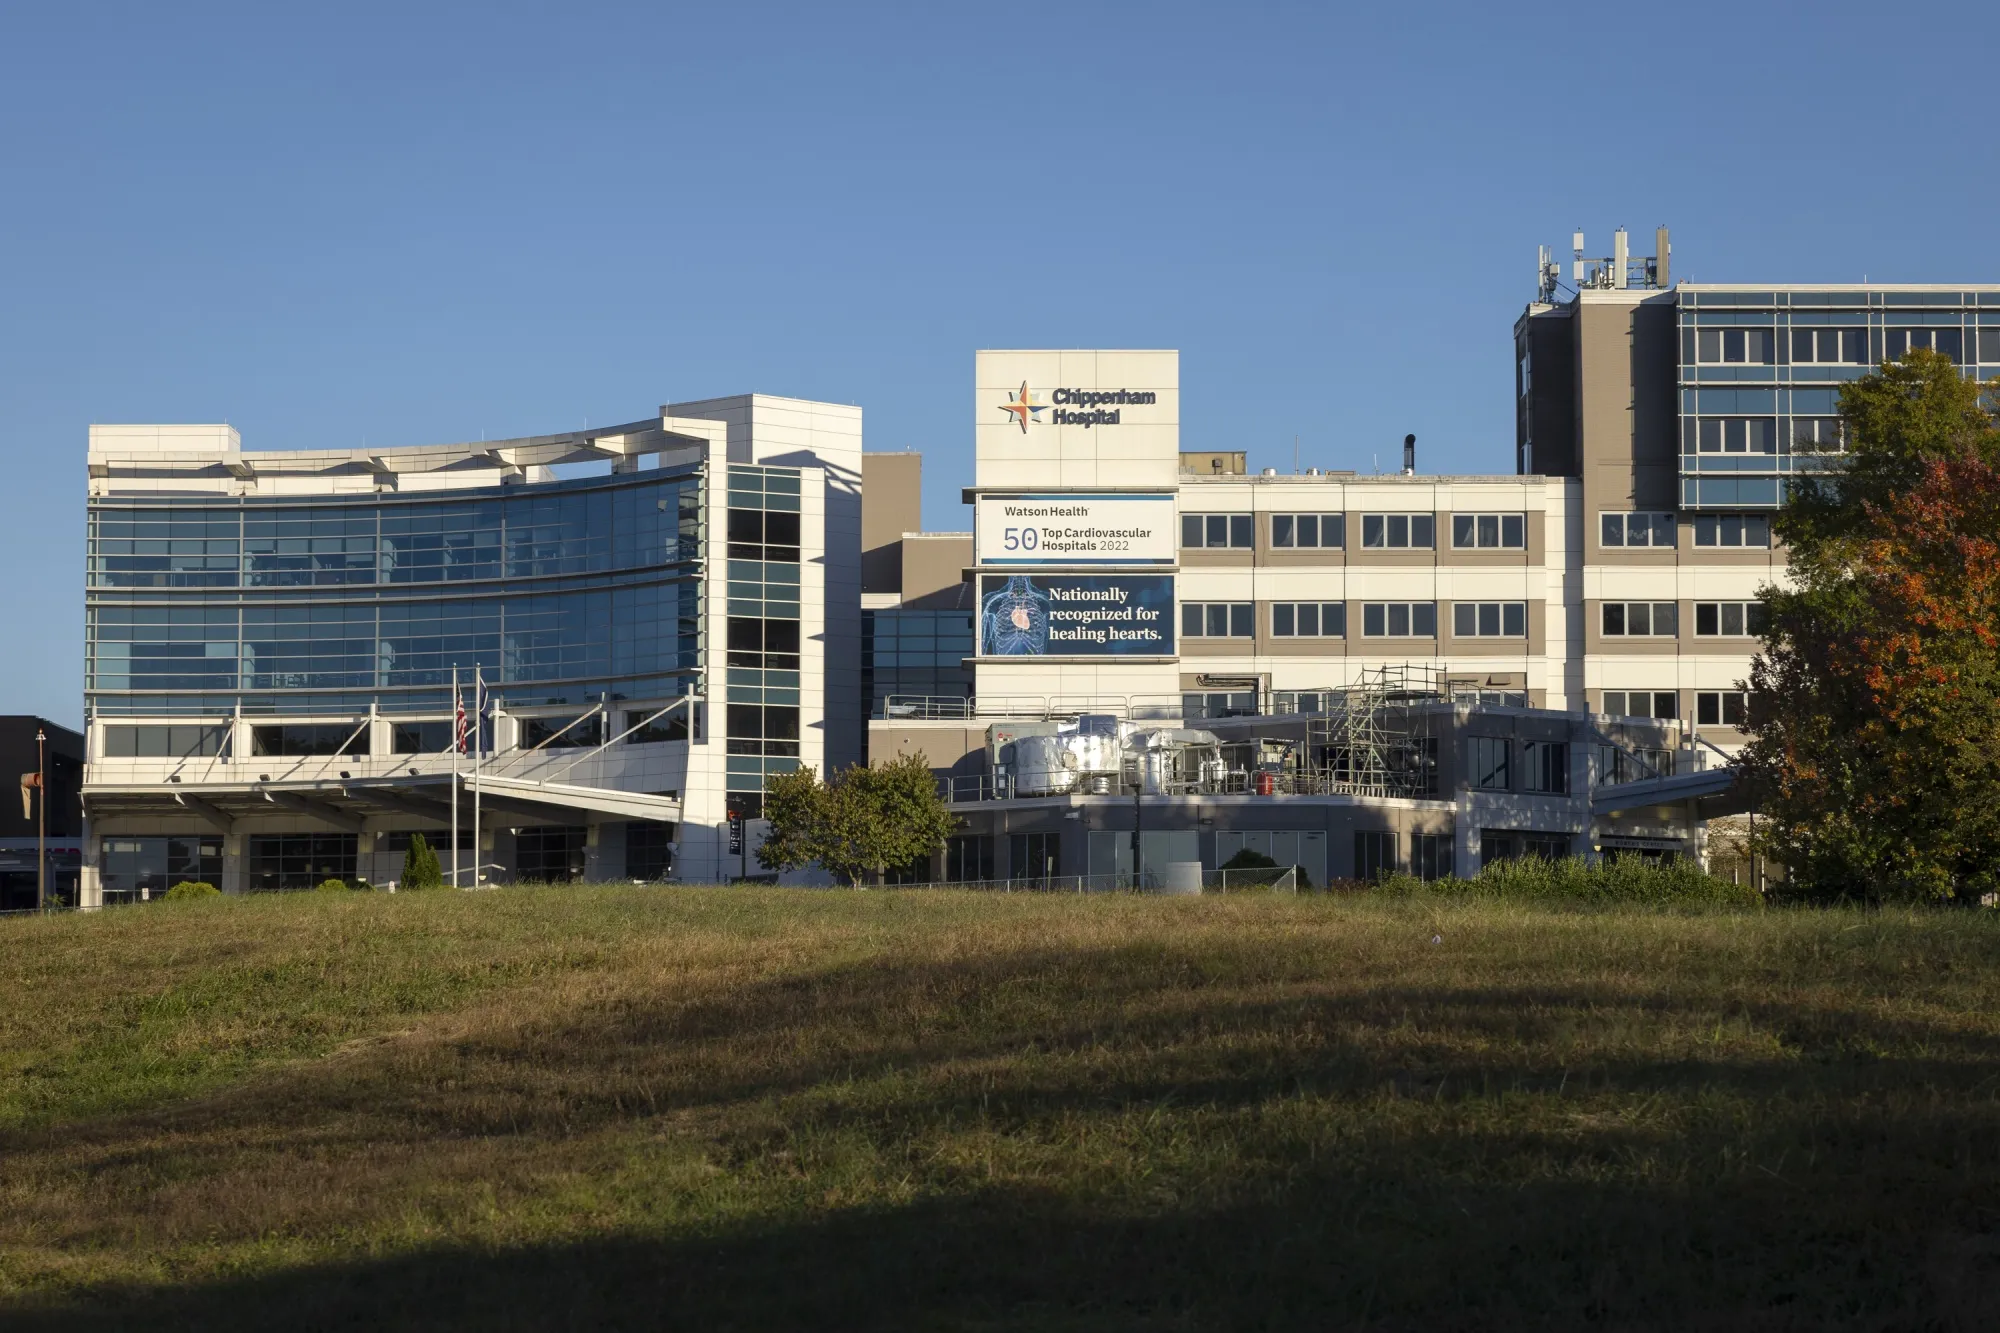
(976, 494), (1177, 565)
(998, 383), (1157, 431)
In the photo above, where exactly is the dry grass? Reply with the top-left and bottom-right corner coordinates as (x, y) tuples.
(2, 887), (1998, 1330)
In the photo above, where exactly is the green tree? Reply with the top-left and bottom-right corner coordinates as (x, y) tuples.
(400, 832), (444, 890)
(756, 753), (957, 887)
(1740, 348), (2000, 902)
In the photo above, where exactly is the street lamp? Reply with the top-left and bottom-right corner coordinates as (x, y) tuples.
(35, 727), (46, 912)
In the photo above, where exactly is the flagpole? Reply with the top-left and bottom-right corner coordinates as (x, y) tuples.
(472, 665), (482, 889)
(451, 665), (460, 890)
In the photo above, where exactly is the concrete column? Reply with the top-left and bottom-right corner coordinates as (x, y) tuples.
(221, 833), (247, 894)
(78, 822), (103, 909)
(1454, 791), (1477, 877)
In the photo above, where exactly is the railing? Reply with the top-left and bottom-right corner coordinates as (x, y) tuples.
(879, 684), (1538, 725)
(877, 867), (1299, 894)
(881, 873), (1147, 893)
(939, 766), (1444, 805)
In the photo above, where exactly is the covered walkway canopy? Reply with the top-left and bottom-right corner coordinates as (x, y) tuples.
(82, 772), (681, 833)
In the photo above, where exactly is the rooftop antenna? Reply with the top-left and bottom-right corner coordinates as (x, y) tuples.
(1293, 434), (1300, 474)
(1402, 434), (1416, 476)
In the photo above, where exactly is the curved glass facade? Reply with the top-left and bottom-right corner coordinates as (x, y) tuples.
(86, 468), (705, 716)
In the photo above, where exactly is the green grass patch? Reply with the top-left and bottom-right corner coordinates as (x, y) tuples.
(0, 887), (1995, 1330)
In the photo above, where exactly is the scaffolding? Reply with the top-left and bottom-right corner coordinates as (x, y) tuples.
(1302, 665), (1447, 799)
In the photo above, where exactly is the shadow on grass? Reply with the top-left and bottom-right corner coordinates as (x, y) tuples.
(9, 939), (2000, 1330)
(12, 1169), (1999, 1332)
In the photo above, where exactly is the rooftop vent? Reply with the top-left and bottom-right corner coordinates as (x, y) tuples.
(1402, 434), (1416, 476)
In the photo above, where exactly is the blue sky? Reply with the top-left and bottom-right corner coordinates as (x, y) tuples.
(4, 1), (1995, 726)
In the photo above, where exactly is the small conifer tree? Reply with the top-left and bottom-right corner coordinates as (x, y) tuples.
(401, 832), (443, 890)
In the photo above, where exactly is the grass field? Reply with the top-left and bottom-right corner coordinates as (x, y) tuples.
(2, 887), (1997, 1330)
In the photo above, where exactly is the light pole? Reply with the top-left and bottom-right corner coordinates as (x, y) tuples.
(35, 727), (46, 912)
(1130, 767), (1143, 890)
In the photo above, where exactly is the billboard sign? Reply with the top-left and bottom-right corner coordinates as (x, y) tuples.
(978, 574), (1175, 657)
(976, 494), (1176, 566)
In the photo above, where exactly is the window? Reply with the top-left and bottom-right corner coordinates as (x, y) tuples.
(1469, 737), (1509, 790)
(1885, 328), (1962, 362)
(1271, 602), (1346, 637)
(1451, 514), (1526, 549)
(1981, 329), (2000, 364)
(390, 720), (455, 754)
(1483, 831), (1570, 865)
(520, 714), (604, 749)
(1183, 691), (1257, 720)
(1697, 691), (1751, 727)
(1696, 327), (1775, 364)
(1693, 514), (1771, 548)
(1361, 602), (1436, 637)
(727, 508), (802, 563)
(625, 707), (691, 744)
(1397, 735), (1441, 797)
(725, 703), (800, 756)
(1522, 741), (1568, 794)
(1601, 602), (1677, 637)
(103, 724), (228, 758)
(1270, 514), (1344, 549)
(1009, 831), (1058, 882)
(1182, 603), (1254, 638)
(946, 835), (995, 883)
(1597, 746), (1675, 783)
(246, 833), (357, 892)
(727, 617), (801, 670)
(516, 826), (588, 882)
(1793, 417), (1845, 452)
(380, 830), (472, 853)
(1698, 418), (1777, 454)
(100, 835), (224, 904)
(1360, 514), (1434, 549)
(1411, 833), (1453, 881)
(1601, 691), (1679, 720)
(250, 723), (369, 757)
(1694, 601), (1768, 637)
(1181, 514), (1253, 549)
(1600, 512), (1676, 548)
(1452, 602), (1527, 638)
(1354, 830), (1396, 881)
(1790, 328), (1867, 364)
(625, 821), (674, 880)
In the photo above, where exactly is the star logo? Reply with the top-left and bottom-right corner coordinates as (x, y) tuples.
(999, 382), (1046, 433)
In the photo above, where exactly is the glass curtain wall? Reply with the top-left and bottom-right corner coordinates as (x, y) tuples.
(86, 468), (706, 719)
(1678, 290), (2000, 509)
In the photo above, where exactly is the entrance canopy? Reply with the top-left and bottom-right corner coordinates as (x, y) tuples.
(83, 772), (681, 833)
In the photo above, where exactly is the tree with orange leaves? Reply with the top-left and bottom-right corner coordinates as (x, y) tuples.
(1741, 349), (2000, 902)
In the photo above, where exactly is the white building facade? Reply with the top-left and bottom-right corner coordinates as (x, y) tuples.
(965, 350), (1777, 735)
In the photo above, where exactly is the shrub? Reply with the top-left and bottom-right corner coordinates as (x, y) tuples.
(1378, 856), (1759, 908)
(400, 832), (444, 890)
(314, 878), (351, 893)
(161, 881), (220, 901)
(1219, 848), (1280, 871)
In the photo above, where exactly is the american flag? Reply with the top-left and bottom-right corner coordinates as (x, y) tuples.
(455, 689), (469, 755)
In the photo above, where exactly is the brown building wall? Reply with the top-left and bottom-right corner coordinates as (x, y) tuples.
(901, 533), (973, 609)
(861, 453), (923, 595)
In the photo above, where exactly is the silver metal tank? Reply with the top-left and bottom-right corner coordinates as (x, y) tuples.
(1012, 733), (1080, 796)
